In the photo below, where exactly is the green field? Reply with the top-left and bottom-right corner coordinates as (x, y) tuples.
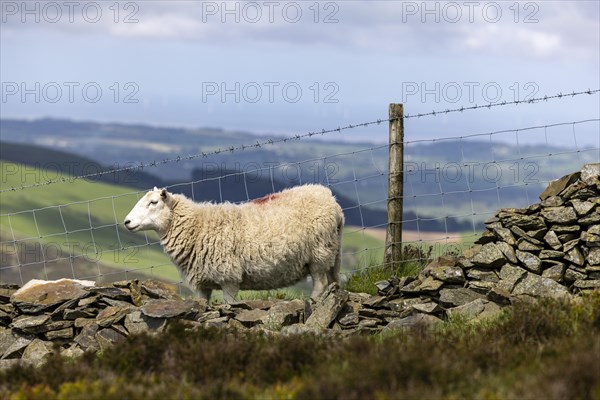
(0, 161), (176, 281)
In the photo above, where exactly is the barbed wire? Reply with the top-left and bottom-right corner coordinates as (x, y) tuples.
(402, 89), (598, 119)
(401, 119), (600, 145)
(1, 88), (597, 194)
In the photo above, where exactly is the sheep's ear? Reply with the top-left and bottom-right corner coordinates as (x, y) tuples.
(153, 186), (158, 191)
(160, 188), (174, 207)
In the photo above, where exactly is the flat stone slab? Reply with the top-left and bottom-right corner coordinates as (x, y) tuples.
(471, 243), (506, 269)
(501, 214), (546, 231)
(492, 226), (517, 245)
(383, 314), (442, 332)
(338, 313), (359, 326)
(264, 299), (303, 330)
(541, 196), (564, 207)
(589, 247), (600, 266)
(10, 279), (94, 314)
(44, 327), (73, 341)
(573, 280), (600, 289)
(467, 268), (499, 282)
(512, 273), (570, 300)
(516, 250), (542, 274)
(539, 250), (565, 259)
(235, 309), (268, 327)
(565, 247), (585, 266)
(447, 299), (502, 322)
(439, 288), (484, 308)
(20, 339), (53, 367)
(140, 280), (183, 301)
(0, 285), (18, 303)
(10, 314), (50, 333)
(141, 299), (204, 319)
(565, 268), (587, 281)
(540, 206), (577, 224)
(1, 334), (32, 360)
(422, 263), (465, 283)
(498, 264), (528, 292)
(236, 300), (276, 310)
(580, 163), (600, 186)
(412, 301), (441, 315)
(96, 305), (132, 328)
(543, 230), (563, 250)
(517, 238), (543, 251)
(541, 262), (565, 281)
(124, 310), (166, 335)
(305, 284), (348, 330)
(362, 295), (387, 308)
(571, 200), (595, 216)
(496, 241), (518, 264)
(539, 171), (579, 200)
(95, 328), (127, 351)
(414, 276), (445, 292)
(86, 287), (132, 301)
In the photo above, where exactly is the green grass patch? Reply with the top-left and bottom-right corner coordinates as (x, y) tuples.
(344, 244), (432, 294)
(343, 261), (423, 295)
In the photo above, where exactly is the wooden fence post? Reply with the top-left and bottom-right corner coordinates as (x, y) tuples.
(384, 103), (404, 269)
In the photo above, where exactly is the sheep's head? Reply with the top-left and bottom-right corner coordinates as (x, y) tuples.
(124, 187), (173, 233)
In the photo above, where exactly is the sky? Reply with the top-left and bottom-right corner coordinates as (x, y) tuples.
(1, 0), (599, 146)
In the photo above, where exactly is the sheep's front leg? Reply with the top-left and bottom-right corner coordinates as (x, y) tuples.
(198, 288), (213, 302)
(221, 282), (240, 304)
(309, 266), (328, 300)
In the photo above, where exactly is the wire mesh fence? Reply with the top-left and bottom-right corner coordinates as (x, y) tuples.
(1, 89), (598, 295)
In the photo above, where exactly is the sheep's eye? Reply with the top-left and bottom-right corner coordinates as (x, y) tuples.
(149, 200), (158, 206)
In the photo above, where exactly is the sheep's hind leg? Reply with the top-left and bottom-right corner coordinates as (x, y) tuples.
(221, 282), (240, 304)
(309, 265), (328, 301)
(327, 248), (342, 285)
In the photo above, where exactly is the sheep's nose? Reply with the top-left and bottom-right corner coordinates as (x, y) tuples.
(124, 219), (131, 226)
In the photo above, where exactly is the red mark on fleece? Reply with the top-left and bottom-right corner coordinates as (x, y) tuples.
(252, 193), (279, 205)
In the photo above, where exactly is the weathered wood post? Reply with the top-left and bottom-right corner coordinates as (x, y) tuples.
(384, 104), (404, 269)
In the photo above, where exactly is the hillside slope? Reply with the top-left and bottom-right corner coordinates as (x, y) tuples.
(0, 160), (175, 283)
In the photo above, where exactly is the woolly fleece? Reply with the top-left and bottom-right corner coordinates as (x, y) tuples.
(124, 184), (344, 303)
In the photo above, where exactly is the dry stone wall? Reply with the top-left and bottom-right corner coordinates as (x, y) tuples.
(0, 163), (598, 368)
(371, 163), (600, 316)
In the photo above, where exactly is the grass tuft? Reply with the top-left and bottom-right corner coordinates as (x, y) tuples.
(345, 244), (432, 294)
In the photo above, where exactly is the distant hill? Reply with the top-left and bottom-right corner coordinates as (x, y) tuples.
(0, 141), (163, 190)
(2, 117), (597, 229)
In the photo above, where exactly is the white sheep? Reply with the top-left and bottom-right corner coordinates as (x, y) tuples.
(124, 184), (344, 303)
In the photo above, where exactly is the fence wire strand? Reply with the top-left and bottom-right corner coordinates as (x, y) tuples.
(1, 89), (597, 193)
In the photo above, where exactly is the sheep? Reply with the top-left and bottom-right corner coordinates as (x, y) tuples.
(123, 184), (344, 303)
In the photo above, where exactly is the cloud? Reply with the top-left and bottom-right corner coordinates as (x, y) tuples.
(1, 1), (598, 61)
